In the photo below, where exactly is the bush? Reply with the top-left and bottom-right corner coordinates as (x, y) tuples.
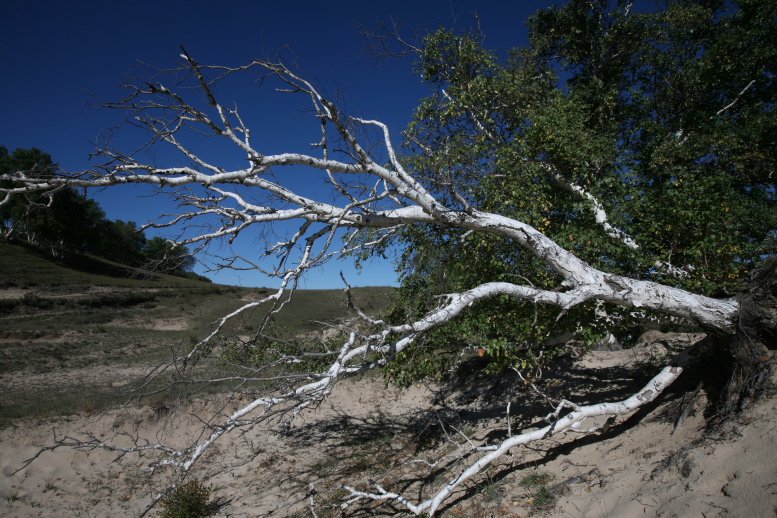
(177, 271), (212, 283)
(0, 299), (20, 314)
(157, 479), (213, 518)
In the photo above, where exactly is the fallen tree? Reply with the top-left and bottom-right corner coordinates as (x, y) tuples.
(2, 1), (775, 515)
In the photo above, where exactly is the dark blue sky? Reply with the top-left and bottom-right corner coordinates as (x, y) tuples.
(2, 0), (557, 288)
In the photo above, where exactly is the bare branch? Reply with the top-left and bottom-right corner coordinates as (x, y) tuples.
(343, 359), (687, 516)
(714, 79), (756, 117)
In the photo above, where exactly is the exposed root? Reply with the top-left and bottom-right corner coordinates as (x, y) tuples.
(715, 257), (777, 422)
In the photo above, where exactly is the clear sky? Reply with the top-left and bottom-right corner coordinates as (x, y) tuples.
(1, 0), (557, 289)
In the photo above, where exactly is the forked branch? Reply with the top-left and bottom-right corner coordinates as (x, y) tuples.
(343, 361), (686, 516)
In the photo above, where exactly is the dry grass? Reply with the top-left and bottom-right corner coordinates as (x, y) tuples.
(0, 240), (393, 424)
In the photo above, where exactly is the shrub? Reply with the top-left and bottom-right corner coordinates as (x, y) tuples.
(0, 299), (20, 314)
(157, 479), (213, 518)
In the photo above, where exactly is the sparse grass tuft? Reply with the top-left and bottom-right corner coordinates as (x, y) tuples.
(532, 484), (554, 507)
(6, 487), (21, 503)
(482, 479), (502, 503)
(519, 470), (554, 488)
(315, 488), (350, 518)
(519, 470), (555, 508)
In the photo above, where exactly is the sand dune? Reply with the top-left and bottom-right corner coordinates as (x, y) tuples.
(2, 337), (775, 517)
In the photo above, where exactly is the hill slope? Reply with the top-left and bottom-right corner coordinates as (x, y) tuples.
(0, 240), (393, 421)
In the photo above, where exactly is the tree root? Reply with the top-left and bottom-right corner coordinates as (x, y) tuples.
(715, 257), (777, 422)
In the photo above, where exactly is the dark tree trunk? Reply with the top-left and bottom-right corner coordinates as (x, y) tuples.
(718, 257), (777, 418)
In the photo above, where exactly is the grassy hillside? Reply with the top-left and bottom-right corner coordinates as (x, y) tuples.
(0, 240), (393, 422)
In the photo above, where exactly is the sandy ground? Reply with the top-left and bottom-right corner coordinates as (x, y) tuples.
(1, 337), (776, 518)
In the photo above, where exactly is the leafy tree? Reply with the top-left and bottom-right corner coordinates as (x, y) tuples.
(2, 4), (775, 514)
(143, 236), (195, 275)
(43, 188), (108, 254)
(387, 0), (777, 382)
(2, 146), (196, 276)
(94, 219), (148, 266)
(0, 146), (58, 242)
(0, 146), (107, 255)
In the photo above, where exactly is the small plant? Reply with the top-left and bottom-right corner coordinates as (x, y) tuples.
(519, 470), (555, 508)
(21, 292), (54, 310)
(157, 479), (213, 518)
(312, 456), (339, 472)
(315, 487), (350, 518)
(6, 487), (21, 503)
(482, 479), (502, 503)
(532, 485), (554, 507)
(519, 470), (553, 488)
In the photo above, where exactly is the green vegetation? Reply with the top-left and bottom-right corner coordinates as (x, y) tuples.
(480, 477), (503, 504)
(5, 487), (21, 503)
(519, 470), (555, 508)
(385, 0), (776, 382)
(1, 3), (774, 513)
(157, 479), (213, 518)
(1, 145), (196, 278)
(0, 240), (393, 423)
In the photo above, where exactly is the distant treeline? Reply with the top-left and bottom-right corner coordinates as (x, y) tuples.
(1, 146), (209, 282)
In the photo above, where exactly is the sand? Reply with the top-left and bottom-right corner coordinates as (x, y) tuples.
(2, 337), (776, 518)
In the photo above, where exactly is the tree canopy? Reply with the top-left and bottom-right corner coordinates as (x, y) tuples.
(387, 0), (776, 381)
(1, 146), (196, 277)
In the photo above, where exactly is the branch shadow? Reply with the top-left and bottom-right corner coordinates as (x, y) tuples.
(270, 340), (724, 516)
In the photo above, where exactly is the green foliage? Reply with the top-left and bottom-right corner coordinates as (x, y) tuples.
(178, 271), (213, 283)
(2, 146), (197, 278)
(219, 323), (341, 380)
(157, 479), (213, 518)
(95, 219), (148, 266)
(0, 146), (94, 251)
(527, 0), (777, 295)
(144, 236), (196, 275)
(386, 0), (776, 381)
